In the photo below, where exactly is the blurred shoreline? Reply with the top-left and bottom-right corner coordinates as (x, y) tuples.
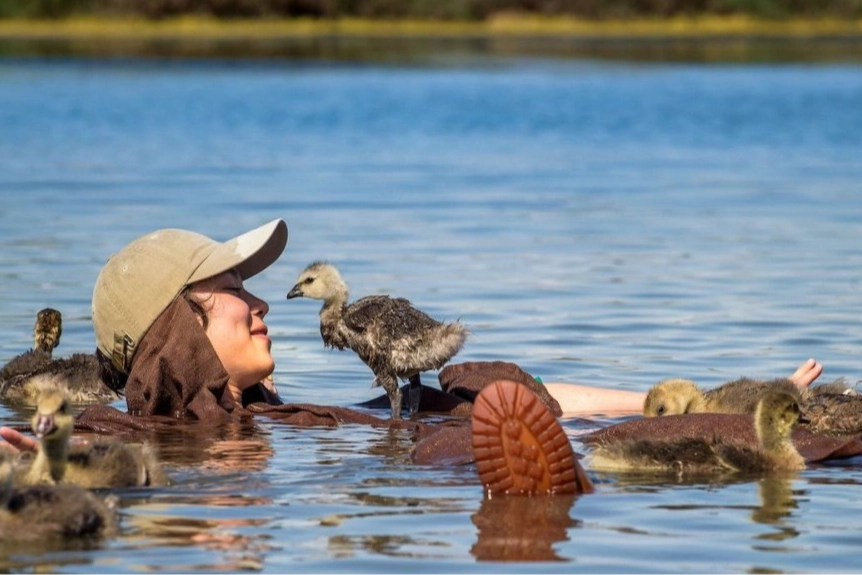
(2, 15), (862, 41)
(2, 15), (861, 62)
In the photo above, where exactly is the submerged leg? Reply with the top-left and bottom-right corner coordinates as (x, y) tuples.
(408, 374), (422, 417)
(378, 372), (402, 420)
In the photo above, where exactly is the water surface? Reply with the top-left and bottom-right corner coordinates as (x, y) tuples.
(1, 42), (862, 572)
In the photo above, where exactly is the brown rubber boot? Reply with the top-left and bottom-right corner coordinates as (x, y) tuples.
(472, 379), (594, 496)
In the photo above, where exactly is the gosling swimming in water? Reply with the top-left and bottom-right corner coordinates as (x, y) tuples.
(287, 261), (469, 419)
(0, 450), (117, 542)
(0, 308), (120, 405)
(588, 389), (809, 474)
(16, 390), (168, 489)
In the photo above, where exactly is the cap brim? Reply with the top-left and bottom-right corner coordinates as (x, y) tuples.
(188, 219), (288, 284)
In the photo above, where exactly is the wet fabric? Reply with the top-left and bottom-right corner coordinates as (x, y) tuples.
(411, 421), (474, 466)
(123, 297), (234, 423)
(354, 383), (473, 417)
(437, 361), (563, 417)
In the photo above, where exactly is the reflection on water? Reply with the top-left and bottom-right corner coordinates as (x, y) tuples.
(124, 498), (275, 572)
(751, 477), (801, 542)
(471, 494), (580, 562)
(149, 418), (274, 470)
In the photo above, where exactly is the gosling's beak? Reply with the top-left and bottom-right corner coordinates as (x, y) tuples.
(286, 284), (304, 300)
(33, 413), (56, 438)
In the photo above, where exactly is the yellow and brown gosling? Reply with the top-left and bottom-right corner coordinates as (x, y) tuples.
(643, 374), (862, 436)
(287, 261), (469, 420)
(588, 389), (809, 475)
(0, 450), (117, 542)
(643, 376), (852, 417)
(642, 378), (707, 417)
(16, 389), (76, 485)
(16, 390), (169, 489)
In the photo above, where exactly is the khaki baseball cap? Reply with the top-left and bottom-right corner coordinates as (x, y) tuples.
(92, 218), (288, 374)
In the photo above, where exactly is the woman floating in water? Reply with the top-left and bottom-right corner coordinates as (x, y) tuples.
(0, 218), (835, 497)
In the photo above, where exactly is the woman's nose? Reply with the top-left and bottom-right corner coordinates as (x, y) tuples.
(246, 291), (269, 316)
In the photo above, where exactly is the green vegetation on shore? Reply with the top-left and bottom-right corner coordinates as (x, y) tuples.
(1, 14), (862, 41)
(3, 0), (862, 20)
(2, 0), (862, 39)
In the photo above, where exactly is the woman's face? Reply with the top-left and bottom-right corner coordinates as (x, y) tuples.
(188, 270), (273, 394)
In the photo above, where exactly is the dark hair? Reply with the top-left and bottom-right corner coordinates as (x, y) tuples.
(96, 289), (209, 394)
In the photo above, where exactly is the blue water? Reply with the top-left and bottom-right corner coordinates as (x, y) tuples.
(1, 44), (862, 572)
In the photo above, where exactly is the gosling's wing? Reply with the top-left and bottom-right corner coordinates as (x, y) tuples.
(66, 442), (144, 488)
(41, 354), (119, 403)
(706, 378), (775, 413)
(343, 295), (404, 332)
(588, 436), (727, 473)
(712, 442), (770, 473)
(0, 349), (54, 399)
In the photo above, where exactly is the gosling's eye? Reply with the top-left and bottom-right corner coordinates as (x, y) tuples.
(303, 277), (315, 285)
(657, 405), (666, 416)
(60, 400), (70, 414)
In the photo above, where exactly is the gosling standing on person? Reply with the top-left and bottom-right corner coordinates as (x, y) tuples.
(287, 261), (468, 419)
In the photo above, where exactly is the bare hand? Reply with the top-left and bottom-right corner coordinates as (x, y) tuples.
(788, 358), (823, 389)
(0, 426), (38, 455)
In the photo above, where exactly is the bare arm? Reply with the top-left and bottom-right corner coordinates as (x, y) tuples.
(544, 384), (645, 417)
(545, 358), (823, 418)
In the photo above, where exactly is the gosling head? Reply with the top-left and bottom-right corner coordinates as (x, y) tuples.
(643, 378), (704, 417)
(34, 307), (62, 353)
(286, 261), (349, 304)
(31, 390), (74, 443)
(755, 389), (809, 447)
